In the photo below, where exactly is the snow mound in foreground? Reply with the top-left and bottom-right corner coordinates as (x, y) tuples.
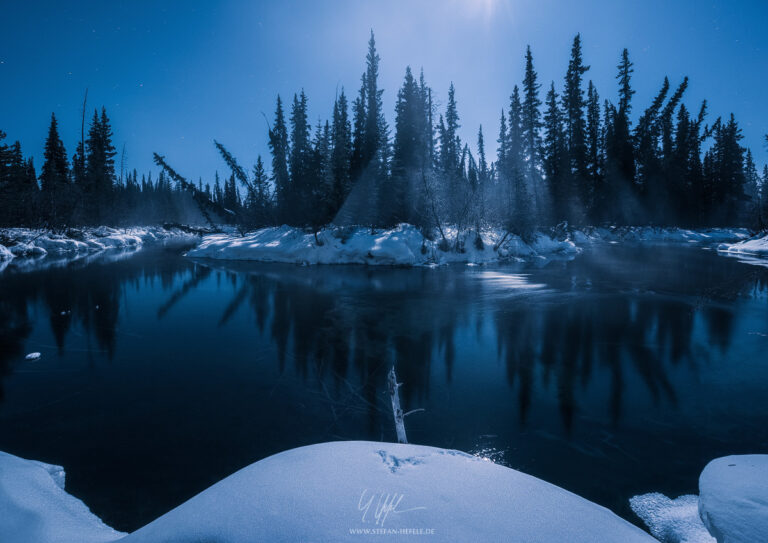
(187, 224), (580, 265)
(126, 441), (655, 543)
(1, 442), (657, 543)
(698, 455), (768, 543)
(630, 493), (715, 543)
(718, 234), (768, 256)
(0, 451), (125, 543)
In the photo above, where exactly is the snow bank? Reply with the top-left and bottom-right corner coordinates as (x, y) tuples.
(0, 451), (124, 543)
(1, 442), (658, 543)
(0, 226), (199, 264)
(127, 441), (656, 542)
(576, 226), (749, 244)
(718, 234), (768, 257)
(698, 455), (768, 543)
(630, 493), (715, 543)
(187, 224), (749, 266)
(187, 224), (580, 266)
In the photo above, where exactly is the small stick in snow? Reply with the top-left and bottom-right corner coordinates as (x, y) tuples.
(388, 365), (408, 444)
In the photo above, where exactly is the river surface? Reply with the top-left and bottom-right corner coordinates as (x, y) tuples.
(0, 243), (767, 532)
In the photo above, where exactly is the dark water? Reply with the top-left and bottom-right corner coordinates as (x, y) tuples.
(1, 244), (767, 532)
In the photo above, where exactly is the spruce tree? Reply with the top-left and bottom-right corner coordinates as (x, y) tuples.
(744, 148), (761, 228)
(83, 108), (117, 224)
(350, 75), (367, 180)
(522, 45), (543, 214)
(563, 34), (590, 213)
(585, 81), (602, 219)
(496, 109), (508, 179)
(506, 86), (530, 234)
(330, 88), (352, 215)
(289, 91), (312, 224)
(477, 125), (488, 184)
(268, 95), (290, 223)
(543, 83), (569, 223)
(390, 67), (419, 224)
(247, 155), (272, 227)
(40, 113), (71, 226)
(605, 48), (636, 224)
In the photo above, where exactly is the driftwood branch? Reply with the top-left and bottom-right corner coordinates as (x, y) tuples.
(388, 364), (408, 444)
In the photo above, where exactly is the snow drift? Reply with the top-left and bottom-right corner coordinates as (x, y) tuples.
(0, 451), (125, 543)
(630, 454), (768, 543)
(698, 455), (768, 543)
(1, 441), (658, 543)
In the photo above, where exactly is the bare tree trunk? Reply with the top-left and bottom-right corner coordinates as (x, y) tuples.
(388, 365), (407, 444)
(494, 231), (511, 252)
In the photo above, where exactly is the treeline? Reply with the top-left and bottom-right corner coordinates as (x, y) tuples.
(2, 31), (768, 234)
(0, 109), (203, 227)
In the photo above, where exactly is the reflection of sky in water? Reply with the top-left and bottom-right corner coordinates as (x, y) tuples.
(474, 271), (548, 293)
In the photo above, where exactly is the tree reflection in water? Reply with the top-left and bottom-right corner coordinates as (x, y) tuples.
(0, 244), (766, 531)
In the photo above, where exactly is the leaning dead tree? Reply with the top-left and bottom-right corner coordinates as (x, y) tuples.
(153, 153), (235, 230)
(388, 363), (424, 444)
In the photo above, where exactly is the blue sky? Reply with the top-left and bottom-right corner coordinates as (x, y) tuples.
(1, 0), (766, 182)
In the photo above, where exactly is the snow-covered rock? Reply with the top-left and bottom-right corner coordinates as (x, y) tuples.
(187, 224), (580, 266)
(0, 451), (125, 543)
(698, 455), (768, 543)
(718, 234), (768, 257)
(1, 442), (658, 543)
(630, 493), (715, 543)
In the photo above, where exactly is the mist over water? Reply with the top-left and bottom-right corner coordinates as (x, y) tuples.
(0, 244), (767, 531)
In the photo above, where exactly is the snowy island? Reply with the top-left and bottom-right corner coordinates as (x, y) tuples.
(186, 224), (754, 266)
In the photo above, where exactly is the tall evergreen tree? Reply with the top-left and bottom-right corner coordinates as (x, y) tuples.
(289, 90), (312, 224)
(496, 109), (508, 178)
(363, 31), (388, 176)
(506, 85), (531, 233)
(604, 48), (636, 224)
(82, 108), (117, 224)
(40, 113), (71, 226)
(390, 66), (429, 224)
(330, 88), (352, 215)
(543, 83), (569, 223)
(522, 45), (543, 214)
(268, 95), (290, 223)
(477, 125), (488, 184)
(246, 155), (272, 227)
(585, 81), (602, 219)
(563, 34), (590, 212)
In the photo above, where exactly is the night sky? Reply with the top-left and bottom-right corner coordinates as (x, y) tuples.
(1, 0), (766, 181)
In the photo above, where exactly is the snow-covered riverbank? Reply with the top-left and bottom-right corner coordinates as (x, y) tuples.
(187, 224), (749, 266)
(1, 442), (657, 543)
(718, 233), (768, 256)
(0, 226), (200, 264)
